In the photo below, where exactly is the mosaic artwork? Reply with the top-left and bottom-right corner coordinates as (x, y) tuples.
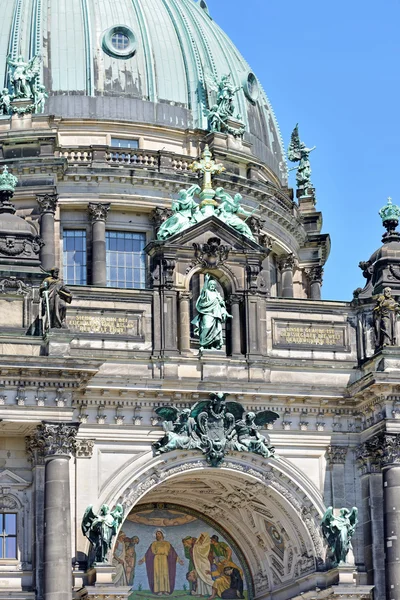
(112, 504), (250, 600)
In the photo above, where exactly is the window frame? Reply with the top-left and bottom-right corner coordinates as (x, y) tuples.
(105, 229), (148, 290)
(62, 229), (88, 286)
(0, 512), (18, 561)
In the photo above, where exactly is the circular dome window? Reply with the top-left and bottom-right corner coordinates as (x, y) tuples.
(243, 72), (259, 103)
(102, 25), (137, 59)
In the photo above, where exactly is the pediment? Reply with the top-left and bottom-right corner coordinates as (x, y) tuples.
(0, 469), (30, 488)
(158, 216), (264, 251)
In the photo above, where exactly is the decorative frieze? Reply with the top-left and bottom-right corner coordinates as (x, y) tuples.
(75, 439), (94, 458)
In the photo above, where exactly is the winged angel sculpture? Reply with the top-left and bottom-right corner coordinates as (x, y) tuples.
(1, 54), (47, 115)
(287, 124), (316, 193)
(321, 507), (358, 565)
(153, 392), (279, 466)
(82, 503), (124, 564)
(203, 70), (245, 137)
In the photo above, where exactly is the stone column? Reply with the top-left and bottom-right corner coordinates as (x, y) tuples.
(356, 441), (385, 598)
(306, 266), (324, 300)
(381, 434), (400, 600)
(326, 446), (347, 508)
(230, 295), (243, 356)
(37, 194), (58, 272)
(88, 203), (110, 286)
(277, 254), (297, 298)
(179, 291), (192, 354)
(29, 422), (79, 600)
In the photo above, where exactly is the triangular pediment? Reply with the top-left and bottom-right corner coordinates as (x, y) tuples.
(0, 469), (30, 488)
(159, 216), (263, 251)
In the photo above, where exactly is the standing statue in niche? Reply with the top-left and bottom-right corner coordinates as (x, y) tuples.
(321, 507), (358, 565)
(373, 287), (400, 348)
(82, 504), (124, 564)
(0, 88), (12, 115)
(40, 267), (72, 330)
(287, 124), (316, 193)
(191, 274), (232, 356)
(157, 184), (201, 240)
(215, 187), (256, 241)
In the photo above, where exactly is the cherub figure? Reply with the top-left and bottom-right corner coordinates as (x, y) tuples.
(34, 84), (48, 113)
(287, 123), (316, 193)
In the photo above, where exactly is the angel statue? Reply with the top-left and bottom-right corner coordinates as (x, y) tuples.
(157, 184), (201, 240)
(7, 54), (42, 99)
(227, 407), (279, 458)
(287, 124), (316, 193)
(192, 274), (232, 356)
(321, 507), (358, 565)
(204, 70), (245, 136)
(82, 503), (124, 564)
(215, 187), (256, 241)
(152, 406), (200, 454)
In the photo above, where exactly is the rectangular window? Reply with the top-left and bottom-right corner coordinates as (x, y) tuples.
(63, 230), (87, 285)
(0, 513), (17, 559)
(110, 138), (139, 149)
(106, 231), (146, 289)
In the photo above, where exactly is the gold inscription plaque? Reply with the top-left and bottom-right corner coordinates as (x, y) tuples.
(67, 313), (141, 336)
(273, 321), (347, 350)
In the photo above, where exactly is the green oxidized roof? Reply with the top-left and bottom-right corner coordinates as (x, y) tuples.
(0, 0), (285, 180)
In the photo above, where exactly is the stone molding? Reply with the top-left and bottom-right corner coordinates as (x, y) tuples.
(0, 494), (18, 509)
(88, 202), (111, 223)
(26, 422), (80, 461)
(37, 193), (59, 215)
(326, 445), (348, 465)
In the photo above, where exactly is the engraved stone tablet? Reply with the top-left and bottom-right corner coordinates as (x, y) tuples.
(67, 310), (143, 337)
(273, 319), (348, 351)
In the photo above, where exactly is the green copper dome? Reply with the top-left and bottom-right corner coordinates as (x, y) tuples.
(0, 0), (285, 178)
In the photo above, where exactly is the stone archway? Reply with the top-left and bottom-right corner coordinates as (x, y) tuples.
(97, 451), (328, 599)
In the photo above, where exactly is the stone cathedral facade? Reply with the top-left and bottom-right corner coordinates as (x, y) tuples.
(0, 2), (398, 600)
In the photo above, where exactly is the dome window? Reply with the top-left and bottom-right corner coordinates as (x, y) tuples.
(102, 25), (137, 59)
(243, 72), (259, 103)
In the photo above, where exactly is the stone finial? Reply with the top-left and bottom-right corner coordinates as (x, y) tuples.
(88, 202), (111, 223)
(379, 197), (400, 234)
(37, 193), (59, 215)
(0, 166), (18, 192)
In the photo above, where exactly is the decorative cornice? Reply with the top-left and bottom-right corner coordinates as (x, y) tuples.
(88, 202), (110, 223)
(26, 422), (80, 461)
(326, 445), (347, 465)
(37, 193), (59, 215)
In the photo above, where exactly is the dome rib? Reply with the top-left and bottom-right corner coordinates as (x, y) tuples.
(131, 0), (157, 102)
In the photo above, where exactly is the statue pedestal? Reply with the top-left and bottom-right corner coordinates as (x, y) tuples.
(43, 329), (74, 356)
(10, 98), (34, 129)
(297, 187), (316, 213)
(338, 565), (356, 584)
(85, 564), (116, 586)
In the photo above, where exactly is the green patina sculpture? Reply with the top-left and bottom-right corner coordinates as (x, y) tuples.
(321, 507), (358, 565)
(287, 124), (316, 194)
(157, 146), (257, 242)
(157, 184), (201, 240)
(82, 503), (124, 564)
(153, 392), (279, 467)
(191, 274), (232, 355)
(0, 166), (18, 192)
(204, 71), (245, 137)
(379, 197), (400, 232)
(3, 54), (47, 115)
(215, 187), (256, 241)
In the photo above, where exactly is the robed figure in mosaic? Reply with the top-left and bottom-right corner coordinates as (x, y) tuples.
(192, 275), (232, 355)
(139, 530), (184, 595)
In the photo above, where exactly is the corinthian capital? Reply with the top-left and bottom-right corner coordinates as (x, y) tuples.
(326, 445), (347, 465)
(26, 422), (80, 460)
(277, 253), (298, 271)
(305, 266), (324, 284)
(37, 193), (59, 215)
(88, 202), (111, 223)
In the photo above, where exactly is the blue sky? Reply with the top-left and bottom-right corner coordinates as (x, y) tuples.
(205, 0), (400, 301)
